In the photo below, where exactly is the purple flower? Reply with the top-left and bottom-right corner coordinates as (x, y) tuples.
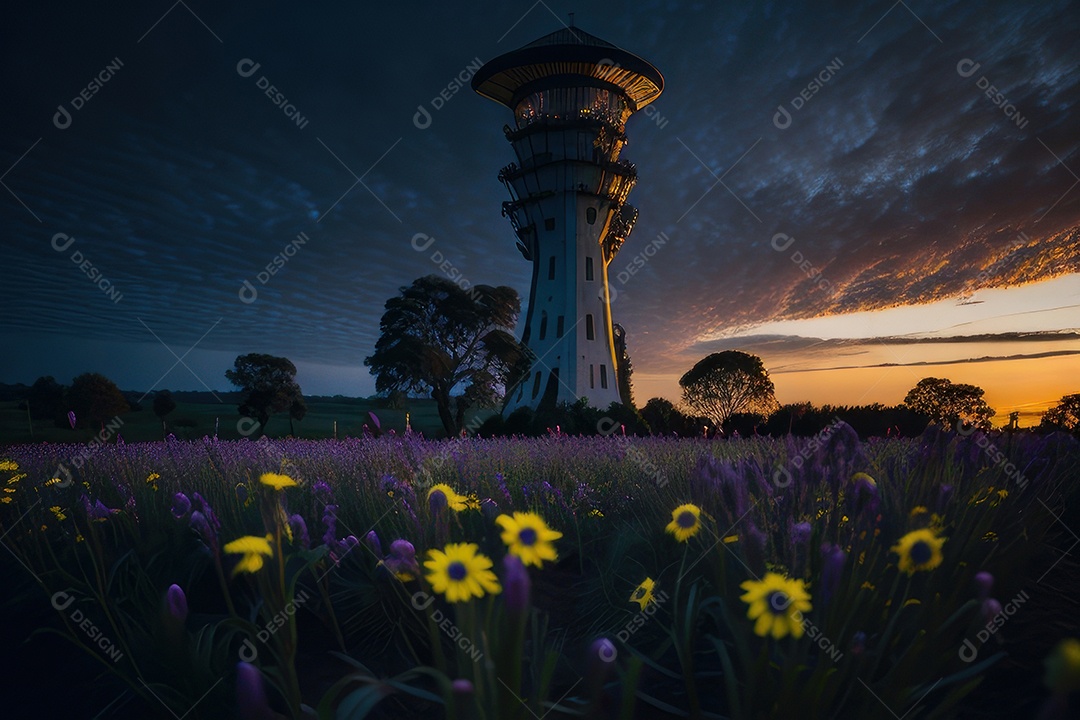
(850, 631), (867, 657)
(936, 484), (954, 513)
(451, 678), (474, 695)
(171, 493), (191, 519)
(313, 480), (333, 506)
(981, 598), (1003, 624)
(821, 544), (846, 603)
(166, 584), (188, 623)
(67, 411), (77, 429)
(428, 488), (448, 514)
(192, 493), (220, 535)
(288, 514), (310, 549)
(384, 539), (419, 580)
(236, 662), (274, 720)
(190, 511), (218, 554)
(363, 530), (382, 557)
(322, 504), (339, 548)
(587, 638), (618, 689)
(973, 571), (994, 601)
(81, 495), (115, 520)
(792, 522), (812, 546)
(503, 555), (531, 614)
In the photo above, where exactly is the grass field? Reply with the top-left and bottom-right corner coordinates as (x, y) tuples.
(0, 398), (495, 444)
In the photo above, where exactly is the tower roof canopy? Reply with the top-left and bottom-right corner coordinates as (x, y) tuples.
(472, 26), (663, 111)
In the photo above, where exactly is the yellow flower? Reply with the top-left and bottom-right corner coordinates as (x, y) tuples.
(723, 534), (739, 544)
(259, 473), (297, 490)
(0, 460), (19, 471)
(1045, 638), (1080, 694)
(630, 577), (656, 610)
(427, 483), (467, 512)
(589, 508), (604, 518)
(224, 534), (274, 575)
(891, 529), (946, 575)
(0, 497), (11, 504)
(909, 505), (928, 518)
(665, 503), (702, 542)
(43, 477), (63, 487)
(49, 506), (67, 521)
(740, 572), (812, 639)
(463, 493), (481, 511)
(861, 581), (876, 591)
(145, 472), (160, 491)
(423, 543), (501, 603)
(496, 511), (562, 567)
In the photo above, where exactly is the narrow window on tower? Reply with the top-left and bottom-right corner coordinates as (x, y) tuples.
(532, 371), (542, 399)
(548, 256), (556, 280)
(556, 315), (564, 337)
(600, 364), (608, 389)
(590, 364), (595, 389)
(539, 312), (548, 340)
(585, 256), (594, 281)
(586, 314), (595, 340)
(545, 218), (555, 231)
(586, 207), (597, 224)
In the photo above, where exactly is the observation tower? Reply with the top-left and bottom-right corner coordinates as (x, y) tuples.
(472, 26), (663, 414)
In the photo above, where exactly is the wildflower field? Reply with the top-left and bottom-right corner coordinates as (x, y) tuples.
(1, 425), (1079, 719)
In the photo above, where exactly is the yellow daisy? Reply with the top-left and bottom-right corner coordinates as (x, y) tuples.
(423, 543), (501, 603)
(224, 534), (274, 575)
(630, 577), (656, 610)
(146, 472), (160, 491)
(427, 483), (468, 512)
(665, 503), (702, 542)
(739, 572), (812, 639)
(259, 473), (297, 490)
(495, 512), (563, 567)
(891, 529), (946, 575)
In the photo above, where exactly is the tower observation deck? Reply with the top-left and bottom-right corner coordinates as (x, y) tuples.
(472, 26), (663, 414)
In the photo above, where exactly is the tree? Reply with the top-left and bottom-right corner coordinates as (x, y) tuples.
(225, 354), (304, 435)
(27, 376), (66, 422)
(67, 373), (130, 428)
(903, 377), (995, 430)
(1040, 393), (1080, 435)
(153, 390), (177, 421)
(289, 397), (307, 436)
(679, 351), (779, 426)
(365, 275), (522, 437)
(612, 323), (635, 408)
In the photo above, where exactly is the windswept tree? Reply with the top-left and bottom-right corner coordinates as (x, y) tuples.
(365, 275), (522, 437)
(903, 377), (995, 431)
(679, 351), (779, 426)
(67, 372), (130, 428)
(153, 390), (177, 423)
(225, 354), (304, 435)
(1040, 393), (1080, 435)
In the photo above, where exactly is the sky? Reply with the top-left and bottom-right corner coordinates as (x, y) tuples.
(2, 0), (1078, 426)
